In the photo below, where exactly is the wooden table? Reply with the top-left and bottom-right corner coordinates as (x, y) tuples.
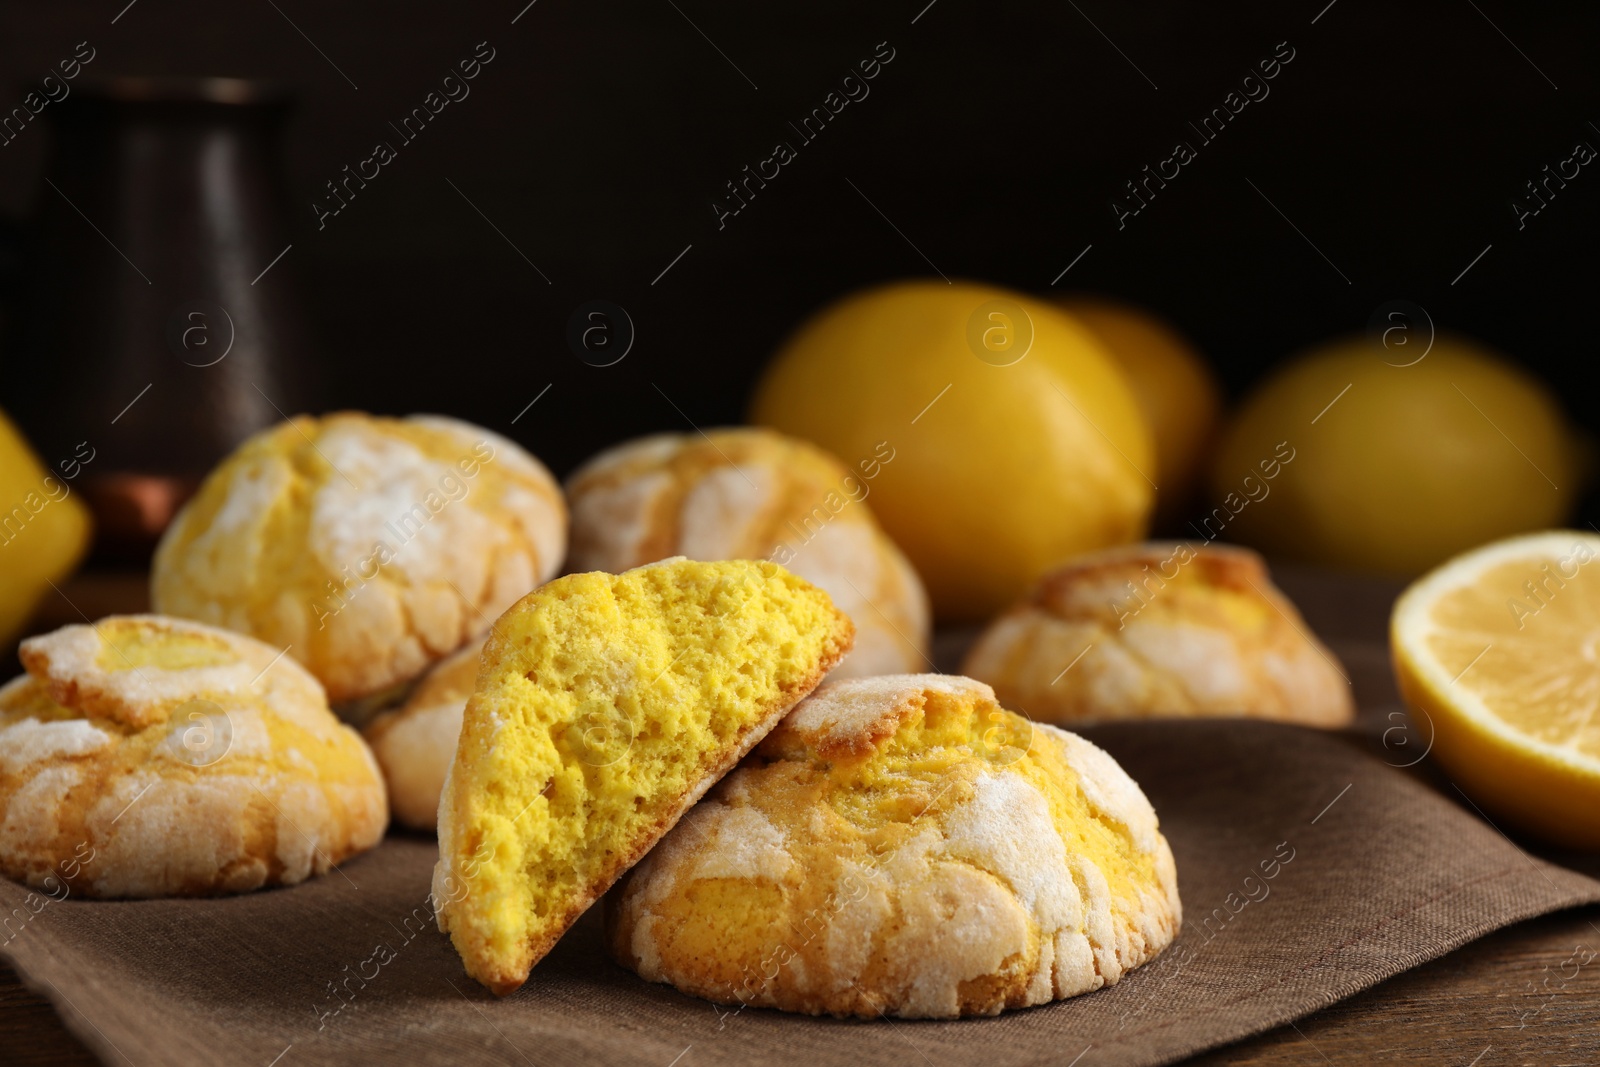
(5, 568), (1599, 1065)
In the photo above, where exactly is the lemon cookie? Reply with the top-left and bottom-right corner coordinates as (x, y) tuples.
(606, 674), (1180, 1018)
(364, 636), (483, 831)
(566, 428), (929, 678)
(0, 615), (386, 898)
(152, 413), (566, 708)
(962, 542), (1352, 726)
(433, 558), (853, 995)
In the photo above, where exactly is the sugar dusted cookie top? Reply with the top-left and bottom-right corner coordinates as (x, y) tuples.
(962, 542), (1353, 727)
(152, 412), (566, 706)
(0, 614), (387, 898)
(566, 427), (928, 679)
(606, 673), (1181, 1019)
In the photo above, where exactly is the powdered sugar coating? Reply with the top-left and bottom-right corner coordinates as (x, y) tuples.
(0, 717), (114, 774)
(687, 804), (794, 882)
(772, 673), (993, 757)
(152, 413), (567, 705)
(608, 673), (1180, 1018)
(20, 614), (328, 733)
(678, 464), (778, 561)
(962, 542), (1351, 727)
(0, 614), (387, 899)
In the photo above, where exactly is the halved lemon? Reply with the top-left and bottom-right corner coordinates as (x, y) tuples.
(1392, 531), (1600, 848)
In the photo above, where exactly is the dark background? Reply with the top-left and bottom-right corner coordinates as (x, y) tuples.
(0, 0), (1596, 510)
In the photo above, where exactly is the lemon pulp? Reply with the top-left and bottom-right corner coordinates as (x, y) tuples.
(1392, 531), (1600, 846)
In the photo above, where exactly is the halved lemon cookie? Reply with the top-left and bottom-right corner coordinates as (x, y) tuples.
(0, 615), (386, 898)
(606, 674), (1180, 1018)
(433, 558), (853, 994)
(152, 412), (566, 708)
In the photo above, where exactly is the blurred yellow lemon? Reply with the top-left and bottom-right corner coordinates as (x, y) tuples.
(1057, 297), (1220, 523)
(1210, 335), (1576, 574)
(1393, 531), (1600, 848)
(0, 408), (93, 644)
(749, 279), (1154, 621)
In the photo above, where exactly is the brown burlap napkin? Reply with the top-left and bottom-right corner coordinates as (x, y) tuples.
(4, 718), (1597, 1067)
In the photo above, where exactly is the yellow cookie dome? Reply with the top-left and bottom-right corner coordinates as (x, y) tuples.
(433, 558), (853, 995)
(607, 674), (1181, 1018)
(566, 428), (929, 678)
(963, 543), (1351, 727)
(151, 412), (567, 708)
(0, 615), (386, 898)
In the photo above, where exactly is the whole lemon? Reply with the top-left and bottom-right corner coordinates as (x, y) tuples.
(1209, 335), (1576, 574)
(749, 280), (1154, 621)
(1057, 297), (1221, 523)
(0, 407), (93, 644)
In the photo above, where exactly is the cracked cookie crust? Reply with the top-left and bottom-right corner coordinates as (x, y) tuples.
(605, 674), (1181, 1018)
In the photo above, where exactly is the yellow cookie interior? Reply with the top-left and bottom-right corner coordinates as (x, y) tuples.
(437, 558), (850, 993)
(93, 619), (239, 673)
